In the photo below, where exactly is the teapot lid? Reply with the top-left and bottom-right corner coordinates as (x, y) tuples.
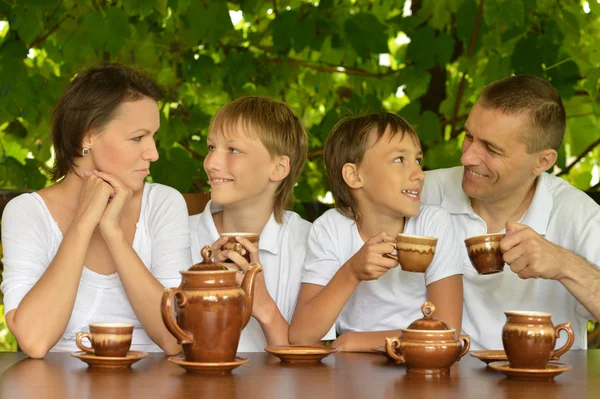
(188, 246), (229, 272)
(406, 302), (452, 330)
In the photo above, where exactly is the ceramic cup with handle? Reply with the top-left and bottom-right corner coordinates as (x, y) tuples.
(502, 311), (574, 369)
(383, 234), (437, 273)
(220, 233), (259, 264)
(464, 233), (505, 275)
(76, 323), (134, 357)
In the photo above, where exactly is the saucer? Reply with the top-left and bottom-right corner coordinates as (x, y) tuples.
(488, 361), (572, 381)
(70, 351), (148, 369)
(371, 346), (399, 362)
(264, 345), (336, 363)
(168, 355), (248, 374)
(470, 350), (508, 365)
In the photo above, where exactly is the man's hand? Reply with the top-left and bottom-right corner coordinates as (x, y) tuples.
(501, 221), (569, 280)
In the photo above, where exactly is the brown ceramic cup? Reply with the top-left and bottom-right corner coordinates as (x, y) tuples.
(220, 233), (259, 263)
(502, 311), (574, 369)
(76, 323), (134, 357)
(464, 233), (505, 275)
(384, 234), (437, 273)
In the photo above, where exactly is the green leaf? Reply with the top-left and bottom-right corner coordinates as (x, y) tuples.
(4, 119), (27, 138)
(405, 26), (436, 69)
(270, 10), (299, 54)
(124, 0), (155, 15)
(343, 12), (389, 59)
(415, 111), (442, 142)
(188, 0), (234, 45)
(511, 36), (544, 75)
(105, 7), (130, 55)
(24, 159), (46, 190)
(484, 0), (525, 29)
(582, 68), (600, 99)
(435, 32), (454, 67)
(150, 147), (197, 193)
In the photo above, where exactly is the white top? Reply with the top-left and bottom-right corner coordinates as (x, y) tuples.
(189, 200), (311, 352)
(301, 207), (463, 340)
(1, 183), (192, 352)
(422, 166), (600, 350)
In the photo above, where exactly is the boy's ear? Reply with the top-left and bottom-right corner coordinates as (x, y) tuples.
(342, 163), (363, 189)
(270, 155), (291, 182)
(532, 148), (557, 176)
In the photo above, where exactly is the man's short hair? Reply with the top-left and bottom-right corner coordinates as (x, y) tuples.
(478, 75), (566, 153)
(324, 112), (419, 222)
(209, 96), (308, 223)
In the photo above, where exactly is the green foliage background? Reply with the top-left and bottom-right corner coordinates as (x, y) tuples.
(0, 0), (599, 351)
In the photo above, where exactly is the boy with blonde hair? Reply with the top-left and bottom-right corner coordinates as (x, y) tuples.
(189, 96), (310, 351)
(290, 112), (463, 351)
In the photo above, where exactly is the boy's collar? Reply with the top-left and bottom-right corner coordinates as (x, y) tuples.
(208, 200), (281, 255)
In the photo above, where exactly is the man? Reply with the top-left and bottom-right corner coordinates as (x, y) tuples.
(422, 75), (600, 350)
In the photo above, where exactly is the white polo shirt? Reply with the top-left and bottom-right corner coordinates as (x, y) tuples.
(301, 206), (463, 340)
(422, 166), (600, 350)
(189, 201), (311, 352)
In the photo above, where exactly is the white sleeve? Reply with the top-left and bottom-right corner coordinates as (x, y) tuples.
(300, 216), (341, 341)
(420, 206), (463, 286)
(1, 196), (51, 314)
(301, 220), (342, 287)
(146, 186), (192, 288)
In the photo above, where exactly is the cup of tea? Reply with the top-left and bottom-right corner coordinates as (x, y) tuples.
(464, 233), (505, 275)
(384, 234), (437, 273)
(76, 323), (134, 357)
(220, 233), (259, 263)
(502, 311), (574, 369)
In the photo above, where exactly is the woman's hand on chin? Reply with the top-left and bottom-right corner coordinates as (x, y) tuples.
(74, 170), (114, 230)
(92, 170), (133, 239)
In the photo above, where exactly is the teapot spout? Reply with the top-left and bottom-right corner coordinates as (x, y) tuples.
(241, 263), (263, 329)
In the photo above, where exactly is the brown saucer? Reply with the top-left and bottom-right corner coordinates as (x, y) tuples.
(264, 345), (336, 363)
(168, 355), (248, 374)
(70, 351), (148, 369)
(488, 361), (572, 381)
(371, 345), (400, 362)
(470, 350), (508, 365)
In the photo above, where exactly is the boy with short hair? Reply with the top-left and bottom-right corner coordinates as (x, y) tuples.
(289, 112), (463, 351)
(189, 96), (310, 351)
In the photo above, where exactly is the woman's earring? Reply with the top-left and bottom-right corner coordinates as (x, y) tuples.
(82, 147), (90, 155)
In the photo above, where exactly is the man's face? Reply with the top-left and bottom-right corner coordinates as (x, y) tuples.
(461, 101), (545, 203)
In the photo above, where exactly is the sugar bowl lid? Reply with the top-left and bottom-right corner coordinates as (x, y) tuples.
(406, 302), (452, 330)
(188, 246), (229, 272)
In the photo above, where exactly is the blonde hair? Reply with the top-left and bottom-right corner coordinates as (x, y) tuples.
(209, 96), (308, 223)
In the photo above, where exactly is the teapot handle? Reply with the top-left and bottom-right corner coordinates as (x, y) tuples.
(161, 288), (193, 345)
(457, 334), (471, 361)
(385, 337), (405, 364)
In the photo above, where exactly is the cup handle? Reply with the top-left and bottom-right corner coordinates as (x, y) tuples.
(382, 242), (397, 260)
(385, 337), (405, 364)
(550, 322), (574, 360)
(161, 288), (194, 345)
(457, 334), (471, 361)
(76, 332), (94, 354)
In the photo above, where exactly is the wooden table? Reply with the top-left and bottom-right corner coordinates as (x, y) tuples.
(0, 350), (598, 398)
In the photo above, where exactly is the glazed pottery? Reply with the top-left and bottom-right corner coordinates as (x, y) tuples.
(384, 234), (438, 273)
(161, 246), (262, 363)
(75, 323), (133, 357)
(385, 302), (470, 375)
(464, 233), (505, 275)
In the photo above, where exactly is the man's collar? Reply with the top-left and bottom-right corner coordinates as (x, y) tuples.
(441, 168), (553, 234)
(206, 201), (281, 255)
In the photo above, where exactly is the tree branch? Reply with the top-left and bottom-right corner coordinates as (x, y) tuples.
(178, 140), (204, 161)
(450, 0), (485, 138)
(557, 137), (600, 177)
(588, 180), (600, 192)
(29, 9), (76, 49)
(267, 57), (401, 78)
(308, 149), (323, 160)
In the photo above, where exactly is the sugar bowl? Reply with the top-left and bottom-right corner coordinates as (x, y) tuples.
(385, 302), (470, 375)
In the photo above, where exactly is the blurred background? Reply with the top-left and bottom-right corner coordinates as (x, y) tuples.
(0, 0), (599, 351)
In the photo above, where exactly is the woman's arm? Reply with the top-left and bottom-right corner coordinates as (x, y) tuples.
(5, 177), (112, 358)
(332, 330), (402, 352)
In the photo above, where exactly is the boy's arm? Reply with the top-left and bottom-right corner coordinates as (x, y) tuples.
(289, 232), (397, 345)
(426, 275), (464, 331)
(332, 330), (402, 352)
(250, 272), (290, 346)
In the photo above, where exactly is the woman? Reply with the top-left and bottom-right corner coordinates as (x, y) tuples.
(1, 64), (191, 358)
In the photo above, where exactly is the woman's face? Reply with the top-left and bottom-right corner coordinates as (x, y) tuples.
(84, 97), (160, 191)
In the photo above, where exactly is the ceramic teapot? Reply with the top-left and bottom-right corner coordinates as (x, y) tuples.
(161, 246), (262, 363)
(385, 302), (470, 375)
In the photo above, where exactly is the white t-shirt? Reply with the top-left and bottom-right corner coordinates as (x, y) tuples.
(301, 206), (463, 340)
(189, 200), (311, 352)
(1, 183), (192, 352)
(422, 166), (600, 350)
